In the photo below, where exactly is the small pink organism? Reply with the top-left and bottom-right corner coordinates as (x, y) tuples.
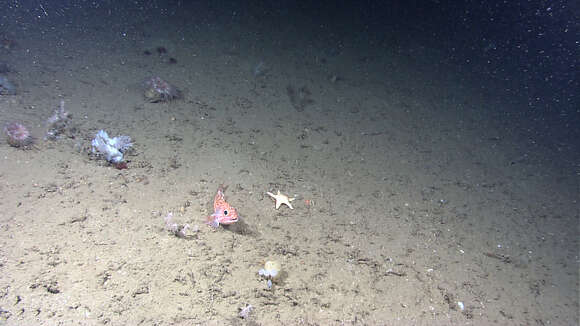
(4, 122), (33, 148)
(164, 212), (190, 238)
(144, 76), (181, 103)
(45, 100), (72, 140)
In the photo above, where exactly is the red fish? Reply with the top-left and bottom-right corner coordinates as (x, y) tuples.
(206, 186), (239, 228)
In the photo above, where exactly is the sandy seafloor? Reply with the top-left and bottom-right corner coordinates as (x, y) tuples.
(0, 3), (578, 326)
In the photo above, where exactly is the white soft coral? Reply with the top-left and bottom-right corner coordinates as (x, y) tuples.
(91, 130), (132, 163)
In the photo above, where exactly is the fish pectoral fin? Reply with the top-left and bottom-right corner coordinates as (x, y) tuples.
(207, 218), (220, 228)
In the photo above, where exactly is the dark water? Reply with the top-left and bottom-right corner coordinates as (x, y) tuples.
(3, 0), (576, 149)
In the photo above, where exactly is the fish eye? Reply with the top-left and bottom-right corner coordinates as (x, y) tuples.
(224, 210), (228, 215)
